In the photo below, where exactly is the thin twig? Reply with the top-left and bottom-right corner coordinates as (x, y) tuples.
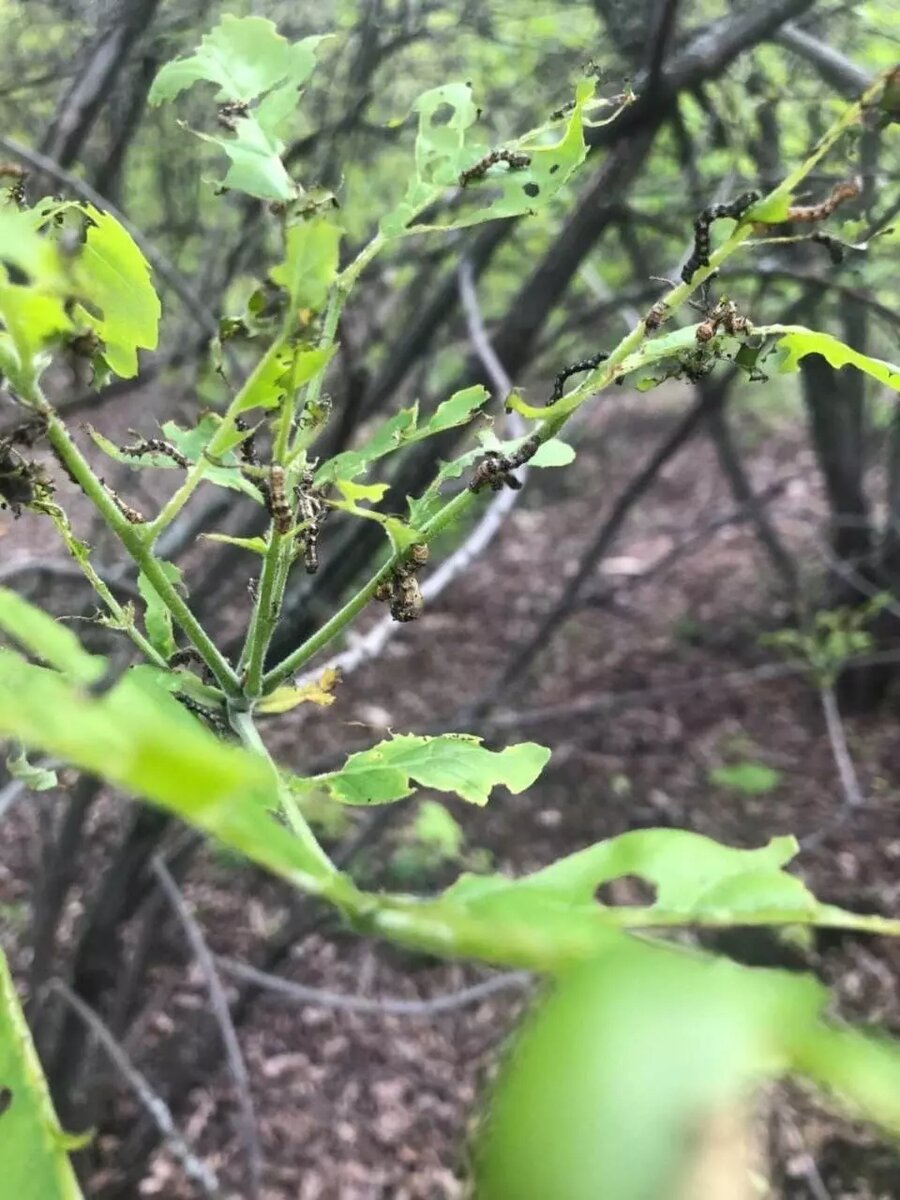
(152, 859), (262, 1200)
(216, 958), (532, 1016)
(801, 684), (867, 849)
(48, 979), (221, 1197)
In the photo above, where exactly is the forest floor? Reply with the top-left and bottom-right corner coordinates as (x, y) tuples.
(3, 382), (900, 1199)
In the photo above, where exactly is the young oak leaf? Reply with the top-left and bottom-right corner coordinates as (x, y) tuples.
(311, 733), (551, 807)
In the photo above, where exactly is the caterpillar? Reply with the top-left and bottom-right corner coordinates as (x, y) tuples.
(786, 179), (860, 223)
(376, 545), (430, 621)
(644, 300), (669, 333)
(681, 191), (759, 284)
(120, 434), (189, 469)
(267, 465), (292, 534)
(0, 162), (26, 207)
(695, 298), (752, 343)
(469, 435), (541, 494)
(108, 489), (145, 524)
(217, 100), (249, 132)
(296, 470), (326, 574)
(459, 149), (531, 187)
(550, 352), (609, 403)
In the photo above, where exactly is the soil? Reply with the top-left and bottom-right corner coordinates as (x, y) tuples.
(2, 382), (899, 1198)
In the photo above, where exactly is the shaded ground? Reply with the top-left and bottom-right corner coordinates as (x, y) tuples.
(2, 384), (899, 1197)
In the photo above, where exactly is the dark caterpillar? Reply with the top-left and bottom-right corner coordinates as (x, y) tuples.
(459, 149), (531, 187)
(374, 544), (430, 622)
(107, 487), (144, 524)
(550, 352), (609, 403)
(695, 298), (752, 343)
(296, 470), (326, 574)
(0, 162), (27, 208)
(217, 100), (249, 132)
(469, 434), (541, 494)
(681, 191), (759, 284)
(120, 434), (189, 469)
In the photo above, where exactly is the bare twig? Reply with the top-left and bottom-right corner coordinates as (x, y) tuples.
(801, 684), (867, 849)
(151, 859), (262, 1200)
(48, 979), (221, 1197)
(216, 958), (532, 1016)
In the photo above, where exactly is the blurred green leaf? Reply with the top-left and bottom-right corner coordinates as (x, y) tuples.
(0, 586), (106, 685)
(709, 761), (782, 796)
(774, 326), (900, 390)
(5, 746), (57, 792)
(476, 940), (825, 1200)
(0, 949), (84, 1197)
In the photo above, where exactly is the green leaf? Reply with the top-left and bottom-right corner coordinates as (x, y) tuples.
(476, 939), (827, 1200)
(382, 80), (593, 236)
(413, 799), (464, 858)
(772, 326), (900, 390)
(709, 761), (782, 795)
(160, 416), (262, 499)
(5, 746), (57, 792)
(796, 1023), (900, 1134)
(149, 16), (330, 200)
(137, 561), (183, 660)
(149, 17), (323, 106)
(0, 587), (106, 685)
(312, 733), (551, 807)
(72, 206), (160, 379)
(0, 648), (327, 884)
(270, 217), (342, 311)
(316, 386), (489, 485)
(200, 533), (268, 554)
(0, 948), (84, 1197)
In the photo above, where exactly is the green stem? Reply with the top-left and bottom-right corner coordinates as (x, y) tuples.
(146, 339), (288, 540)
(41, 403), (241, 697)
(229, 706), (336, 875)
(44, 504), (169, 669)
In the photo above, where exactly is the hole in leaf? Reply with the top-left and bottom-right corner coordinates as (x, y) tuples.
(430, 102), (456, 127)
(523, 182), (540, 198)
(595, 874), (657, 907)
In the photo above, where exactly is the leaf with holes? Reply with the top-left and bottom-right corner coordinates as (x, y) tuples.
(71, 206), (160, 378)
(309, 733), (551, 807)
(381, 79), (593, 236)
(149, 16), (330, 199)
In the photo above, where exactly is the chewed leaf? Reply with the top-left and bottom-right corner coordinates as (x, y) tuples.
(160, 416), (262, 500)
(5, 746), (57, 792)
(772, 326), (900, 390)
(72, 206), (160, 378)
(271, 218), (342, 311)
(316, 386), (488, 485)
(149, 16), (323, 105)
(149, 16), (330, 199)
(311, 733), (551, 806)
(382, 80), (594, 236)
(257, 667), (340, 714)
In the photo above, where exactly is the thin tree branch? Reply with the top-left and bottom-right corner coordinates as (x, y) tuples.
(48, 979), (221, 1198)
(216, 958), (531, 1017)
(151, 859), (261, 1200)
(801, 685), (867, 849)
